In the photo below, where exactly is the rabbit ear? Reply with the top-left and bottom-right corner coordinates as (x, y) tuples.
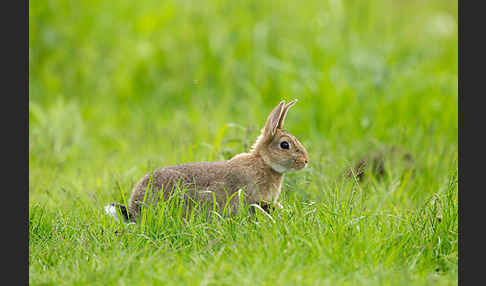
(277, 99), (297, 129)
(263, 100), (286, 137)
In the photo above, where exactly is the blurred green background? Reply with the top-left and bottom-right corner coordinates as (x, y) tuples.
(29, 0), (457, 209)
(29, 1), (457, 195)
(29, 0), (457, 284)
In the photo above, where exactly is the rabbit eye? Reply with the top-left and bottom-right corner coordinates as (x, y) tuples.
(280, 141), (290, 150)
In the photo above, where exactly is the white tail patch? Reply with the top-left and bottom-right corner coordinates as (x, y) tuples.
(104, 204), (120, 222)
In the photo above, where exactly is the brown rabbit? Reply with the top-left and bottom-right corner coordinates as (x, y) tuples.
(105, 99), (309, 222)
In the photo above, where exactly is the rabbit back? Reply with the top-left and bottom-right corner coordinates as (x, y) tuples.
(127, 160), (255, 219)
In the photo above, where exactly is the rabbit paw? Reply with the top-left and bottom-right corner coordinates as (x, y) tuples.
(259, 201), (283, 213)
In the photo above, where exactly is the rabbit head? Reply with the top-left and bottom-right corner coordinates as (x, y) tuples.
(251, 99), (309, 173)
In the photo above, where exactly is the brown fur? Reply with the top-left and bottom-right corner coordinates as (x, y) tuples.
(122, 99), (309, 222)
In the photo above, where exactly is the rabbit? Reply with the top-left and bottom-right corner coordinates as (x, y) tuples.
(105, 99), (309, 222)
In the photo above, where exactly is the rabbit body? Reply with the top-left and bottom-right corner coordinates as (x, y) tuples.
(108, 99), (309, 222)
(127, 152), (284, 220)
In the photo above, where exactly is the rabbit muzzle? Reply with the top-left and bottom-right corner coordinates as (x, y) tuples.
(294, 158), (308, 170)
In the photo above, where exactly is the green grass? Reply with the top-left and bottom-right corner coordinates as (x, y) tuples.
(29, 0), (457, 285)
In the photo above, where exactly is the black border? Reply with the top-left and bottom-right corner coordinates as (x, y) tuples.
(0, 0), (28, 283)
(3, 0), (29, 284)
(459, 0), (484, 284)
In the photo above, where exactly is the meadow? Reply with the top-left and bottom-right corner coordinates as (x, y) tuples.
(29, 0), (458, 285)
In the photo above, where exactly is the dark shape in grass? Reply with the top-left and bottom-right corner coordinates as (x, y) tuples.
(344, 145), (414, 181)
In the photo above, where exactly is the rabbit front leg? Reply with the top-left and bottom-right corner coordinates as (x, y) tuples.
(274, 201), (283, 209)
(256, 200), (283, 214)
